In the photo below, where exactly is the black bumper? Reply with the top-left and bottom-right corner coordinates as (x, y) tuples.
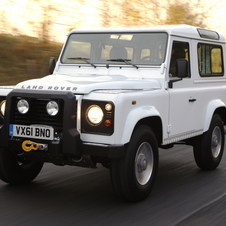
(4, 137), (125, 159)
(82, 143), (125, 158)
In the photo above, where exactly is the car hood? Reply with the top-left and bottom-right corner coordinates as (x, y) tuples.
(15, 74), (161, 94)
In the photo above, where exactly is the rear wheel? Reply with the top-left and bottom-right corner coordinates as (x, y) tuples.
(110, 125), (159, 202)
(0, 147), (43, 184)
(193, 114), (224, 170)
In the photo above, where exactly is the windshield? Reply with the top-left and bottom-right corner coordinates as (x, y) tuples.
(61, 32), (168, 67)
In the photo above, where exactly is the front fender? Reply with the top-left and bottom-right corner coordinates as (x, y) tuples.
(118, 106), (160, 144)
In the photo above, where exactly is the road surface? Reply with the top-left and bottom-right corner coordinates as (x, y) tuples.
(0, 145), (226, 225)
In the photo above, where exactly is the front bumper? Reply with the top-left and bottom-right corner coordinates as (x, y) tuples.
(3, 138), (125, 167)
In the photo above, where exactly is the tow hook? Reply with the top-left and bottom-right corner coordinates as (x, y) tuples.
(22, 140), (48, 152)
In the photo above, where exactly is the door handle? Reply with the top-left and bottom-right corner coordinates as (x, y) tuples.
(189, 98), (197, 102)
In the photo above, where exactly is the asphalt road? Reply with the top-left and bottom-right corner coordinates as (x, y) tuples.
(0, 144), (226, 226)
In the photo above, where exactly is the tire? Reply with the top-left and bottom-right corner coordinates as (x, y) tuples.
(193, 114), (224, 170)
(110, 125), (159, 202)
(0, 147), (43, 184)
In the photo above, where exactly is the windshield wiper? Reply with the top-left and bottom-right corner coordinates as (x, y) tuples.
(67, 57), (96, 68)
(107, 59), (139, 69)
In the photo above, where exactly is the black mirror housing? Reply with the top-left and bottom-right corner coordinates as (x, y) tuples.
(169, 59), (188, 88)
(176, 59), (188, 78)
(49, 57), (56, 74)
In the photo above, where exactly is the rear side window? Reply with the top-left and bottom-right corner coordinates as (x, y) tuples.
(198, 44), (224, 77)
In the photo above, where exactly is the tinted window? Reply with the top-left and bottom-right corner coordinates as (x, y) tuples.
(198, 44), (223, 76)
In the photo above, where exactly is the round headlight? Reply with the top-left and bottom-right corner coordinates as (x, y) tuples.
(17, 99), (29, 114)
(0, 100), (6, 118)
(46, 101), (59, 116)
(87, 105), (104, 125)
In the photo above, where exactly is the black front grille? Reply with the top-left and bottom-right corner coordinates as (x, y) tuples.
(13, 98), (64, 128)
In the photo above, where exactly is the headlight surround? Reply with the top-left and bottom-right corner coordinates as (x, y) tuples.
(0, 100), (6, 118)
(46, 101), (59, 116)
(17, 99), (29, 114)
(86, 105), (104, 125)
(82, 100), (114, 135)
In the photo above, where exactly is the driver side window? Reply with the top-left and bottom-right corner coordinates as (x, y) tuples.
(169, 41), (190, 77)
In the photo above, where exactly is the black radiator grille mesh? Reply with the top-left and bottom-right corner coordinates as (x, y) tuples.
(13, 98), (64, 128)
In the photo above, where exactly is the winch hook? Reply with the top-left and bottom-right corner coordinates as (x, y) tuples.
(22, 140), (38, 152)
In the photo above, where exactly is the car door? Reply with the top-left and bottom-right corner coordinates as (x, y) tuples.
(167, 39), (199, 139)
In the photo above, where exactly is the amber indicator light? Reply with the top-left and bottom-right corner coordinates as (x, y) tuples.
(105, 119), (112, 127)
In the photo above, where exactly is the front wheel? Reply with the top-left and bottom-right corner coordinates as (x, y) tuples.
(110, 125), (159, 202)
(0, 147), (43, 184)
(193, 114), (224, 170)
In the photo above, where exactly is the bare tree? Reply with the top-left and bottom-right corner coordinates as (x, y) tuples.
(25, 0), (86, 42)
(99, 0), (112, 27)
(97, 0), (224, 29)
(164, 0), (207, 27)
(26, 0), (59, 43)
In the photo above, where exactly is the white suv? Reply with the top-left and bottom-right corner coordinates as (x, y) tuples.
(0, 25), (225, 202)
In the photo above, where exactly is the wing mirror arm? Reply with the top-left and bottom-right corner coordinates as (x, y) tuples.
(168, 78), (182, 88)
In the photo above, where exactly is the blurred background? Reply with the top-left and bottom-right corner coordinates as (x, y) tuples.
(0, 0), (225, 85)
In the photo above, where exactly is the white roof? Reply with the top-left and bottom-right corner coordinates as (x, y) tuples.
(70, 24), (225, 43)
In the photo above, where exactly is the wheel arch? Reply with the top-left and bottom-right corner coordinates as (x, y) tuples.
(204, 100), (226, 132)
(134, 117), (163, 146)
(119, 105), (163, 145)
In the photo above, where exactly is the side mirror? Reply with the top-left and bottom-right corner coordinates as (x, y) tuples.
(49, 57), (56, 74)
(169, 59), (189, 88)
(176, 59), (188, 78)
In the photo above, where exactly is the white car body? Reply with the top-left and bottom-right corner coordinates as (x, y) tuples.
(11, 25), (226, 147)
(0, 25), (225, 201)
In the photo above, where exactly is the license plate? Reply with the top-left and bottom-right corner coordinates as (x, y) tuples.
(9, 124), (54, 140)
